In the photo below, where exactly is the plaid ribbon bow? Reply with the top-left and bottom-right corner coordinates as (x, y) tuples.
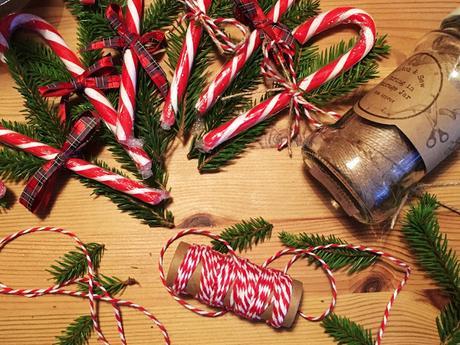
(38, 56), (121, 98)
(233, 0), (295, 49)
(19, 116), (99, 213)
(87, 3), (169, 96)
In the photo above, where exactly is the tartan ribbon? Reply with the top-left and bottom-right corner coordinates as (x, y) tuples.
(180, 0), (249, 55)
(88, 3), (169, 96)
(38, 56), (120, 98)
(233, 0), (295, 48)
(19, 116), (99, 213)
(80, 0), (95, 4)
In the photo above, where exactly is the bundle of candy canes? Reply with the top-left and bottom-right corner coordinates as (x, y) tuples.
(0, 4), (171, 213)
(159, 229), (411, 345)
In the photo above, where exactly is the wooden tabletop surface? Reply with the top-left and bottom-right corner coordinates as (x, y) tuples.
(0, 1), (459, 344)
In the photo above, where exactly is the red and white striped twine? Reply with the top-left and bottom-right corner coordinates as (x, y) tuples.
(0, 226), (170, 345)
(197, 7), (376, 152)
(0, 13), (152, 178)
(159, 229), (410, 345)
(0, 180), (6, 199)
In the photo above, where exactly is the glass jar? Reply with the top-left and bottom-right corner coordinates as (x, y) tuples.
(302, 9), (460, 224)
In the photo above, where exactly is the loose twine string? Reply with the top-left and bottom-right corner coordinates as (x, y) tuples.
(0, 226), (171, 345)
(159, 229), (411, 345)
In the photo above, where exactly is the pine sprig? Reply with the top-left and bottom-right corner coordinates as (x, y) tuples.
(402, 194), (460, 301)
(212, 217), (273, 253)
(77, 274), (138, 296)
(0, 148), (43, 182)
(437, 301), (460, 345)
(54, 315), (93, 345)
(47, 243), (105, 285)
(279, 231), (378, 273)
(321, 314), (374, 345)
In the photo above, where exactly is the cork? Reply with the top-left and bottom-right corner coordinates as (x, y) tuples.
(166, 242), (303, 328)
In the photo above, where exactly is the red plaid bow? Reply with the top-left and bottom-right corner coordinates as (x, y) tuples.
(38, 56), (120, 98)
(19, 116), (99, 213)
(87, 4), (169, 96)
(233, 0), (295, 48)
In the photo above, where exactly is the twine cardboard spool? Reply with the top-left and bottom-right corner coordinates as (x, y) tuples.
(166, 242), (303, 328)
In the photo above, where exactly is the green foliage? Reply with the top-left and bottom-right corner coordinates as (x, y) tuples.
(0, 148), (43, 182)
(402, 194), (460, 301)
(402, 193), (460, 344)
(48, 243), (105, 285)
(279, 231), (378, 273)
(77, 274), (137, 296)
(437, 301), (460, 345)
(322, 314), (374, 345)
(54, 315), (93, 345)
(212, 217), (273, 253)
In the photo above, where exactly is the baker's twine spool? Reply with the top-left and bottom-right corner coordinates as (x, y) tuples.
(0, 226), (171, 345)
(159, 229), (411, 345)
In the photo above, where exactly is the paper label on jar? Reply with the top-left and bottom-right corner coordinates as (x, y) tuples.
(354, 52), (460, 172)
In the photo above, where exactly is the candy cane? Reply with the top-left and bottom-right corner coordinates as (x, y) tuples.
(116, 0), (146, 167)
(161, 0), (213, 129)
(197, 8), (376, 152)
(0, 13), (153, 178)
(195, 0), (296, 115)
(0, 125), (169, 205)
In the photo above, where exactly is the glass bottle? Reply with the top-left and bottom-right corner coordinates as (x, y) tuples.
(302, 9), (460, 224)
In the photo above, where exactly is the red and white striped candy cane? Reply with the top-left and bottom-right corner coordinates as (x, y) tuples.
(0, 13), (153, 178)
(0, 180), (6, 199)
(116, 0), (153, 178)
(161, 0), (213, 130)
(0, 226), (171, 345)
(195, 0), (296, 115)
(197, 7), (376, 152)
(0, 125), (169, 205)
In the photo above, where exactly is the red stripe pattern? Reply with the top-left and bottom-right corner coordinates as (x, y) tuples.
(0, 124), (169, 206)
(159, 229), (410, 344)
(19, 116), (99, 213)
(0, 13), (153, 178)
(197, 7), (376, 152)
(0, 226), (171, 345)
(0, 180), (6, 199)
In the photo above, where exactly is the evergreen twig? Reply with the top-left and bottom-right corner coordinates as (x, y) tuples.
(47, 243), (105, 285)
(212, 217), (273, 253)
(279, 231), (379, 273)
(402, 193), (460, 344)
(322, 314), (374, 345)
(402, 194), (460, 301)
(54, 315), (93, 345)
(77, 274), (138, 296)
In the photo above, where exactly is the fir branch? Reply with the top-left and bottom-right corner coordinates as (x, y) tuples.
(54, 315), (93, 345)
(143, 0), (182, 33)
(437, 301), (460, 345)
(77, 274), (138, 296)
(212, 217), (273, 253)
(322, 314), (374, 345)
(279, 231), (378, 273)
(0, 148), (43, 182)
(48, 243), (105, 285)
(402, 193), (460, 301)
(5, 45), (66, 147)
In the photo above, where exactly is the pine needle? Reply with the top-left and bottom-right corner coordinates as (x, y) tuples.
(54, 315), (93, 345)
(279, 231), (379, 273)
(212, 217), (273, 253)
(47, 243), (105, 285)
(77, 274), (138, 296)
(402, 193), (460, 301)
(322, 314), (374, 345)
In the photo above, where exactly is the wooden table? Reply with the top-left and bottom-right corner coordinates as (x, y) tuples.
(0, 0), (459, 344)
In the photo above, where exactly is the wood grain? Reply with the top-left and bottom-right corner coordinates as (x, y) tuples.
(0, 1), (459, 344)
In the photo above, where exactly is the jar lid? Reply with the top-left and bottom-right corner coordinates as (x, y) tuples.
(442, 8), (460, 29)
